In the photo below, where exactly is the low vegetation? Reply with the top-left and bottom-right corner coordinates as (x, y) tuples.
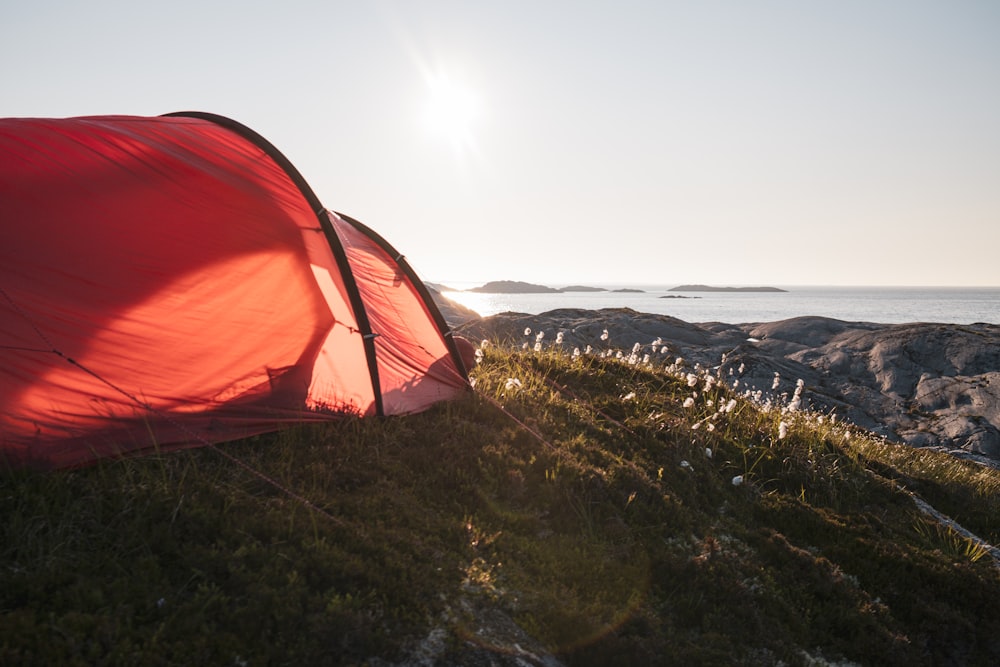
(3, 333), (1000, 666)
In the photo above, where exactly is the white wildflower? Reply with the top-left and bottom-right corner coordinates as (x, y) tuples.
(556, 331), (564, 344)
(724, 399), (737, 413)
(686, 373), (698, 388)
(632, 342), (642, 354)
(704, 447), (713, 459)
(524, 327), (531, 336)
(731, 475), (744, 486)
(680, 460), (693, 471)
(623, 392), (636, 401)
(536, 330), (545, 342)
(522, 342), (529, 350)
(601, 328), (609, 341)
(788, 380), (804, 410)
(533, 342), (542, 352)
(585, 345), (593, 355)
(572, 347), (581, 359)
(683, 397), (695, 409)
(504, 377), (523, 391)
(772, 373), (780, 390)
(738, 362), (745, 374)
(778, 421), (788, 439)
(706, 422), (715, 432)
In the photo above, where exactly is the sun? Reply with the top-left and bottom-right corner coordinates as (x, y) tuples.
(422, 72), (480, 151)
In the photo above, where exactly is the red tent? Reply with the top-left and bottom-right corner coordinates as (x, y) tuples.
(0, 112), (470, 469)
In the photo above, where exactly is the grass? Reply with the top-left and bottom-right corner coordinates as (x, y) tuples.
(3, 336), (1000, 665)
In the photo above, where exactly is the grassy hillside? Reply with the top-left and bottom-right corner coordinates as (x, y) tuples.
(3, 340), (1000, 666)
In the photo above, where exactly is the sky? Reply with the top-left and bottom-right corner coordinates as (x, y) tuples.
(3, 1), (999, 287)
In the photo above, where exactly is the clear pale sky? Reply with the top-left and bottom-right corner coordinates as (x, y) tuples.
(3, 1), (998, 287)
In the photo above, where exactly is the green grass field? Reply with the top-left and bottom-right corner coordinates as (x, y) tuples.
(3, 340), (1000, 666)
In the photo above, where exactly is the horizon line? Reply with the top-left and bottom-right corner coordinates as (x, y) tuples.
(428, 279), (1000, 290)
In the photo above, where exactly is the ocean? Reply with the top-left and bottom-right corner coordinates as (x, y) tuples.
(439, 285), (1000, 325)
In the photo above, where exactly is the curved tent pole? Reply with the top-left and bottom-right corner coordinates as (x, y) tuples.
(333, 212), (471, 380)
(161, 111), (385, 415)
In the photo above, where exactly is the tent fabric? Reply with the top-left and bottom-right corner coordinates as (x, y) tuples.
(0, 113), (470, 470)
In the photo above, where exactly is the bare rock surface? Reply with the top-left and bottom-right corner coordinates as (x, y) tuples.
(455, 308), (1000, 464)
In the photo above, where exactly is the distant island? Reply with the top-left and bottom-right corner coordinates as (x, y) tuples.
(560, 285), (608, 293)
(465, 280), (562, 294)
(459, 281), (651, 294)
(669, 284), (787, 293)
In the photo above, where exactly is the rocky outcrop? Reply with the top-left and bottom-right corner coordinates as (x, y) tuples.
(456, 308), (1000, 463)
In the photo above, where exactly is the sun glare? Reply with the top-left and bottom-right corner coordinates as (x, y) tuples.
(422, 72), (480, 151)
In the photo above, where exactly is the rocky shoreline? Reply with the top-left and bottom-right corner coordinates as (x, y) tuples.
(441, 300), (1000, 466)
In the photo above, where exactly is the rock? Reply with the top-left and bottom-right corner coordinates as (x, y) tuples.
(458, 308), (723, 351)
(376, 596), (564, 667)
(748, 316), (874, 350)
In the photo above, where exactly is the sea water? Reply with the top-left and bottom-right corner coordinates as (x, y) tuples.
(439, 285), (1000, 325)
